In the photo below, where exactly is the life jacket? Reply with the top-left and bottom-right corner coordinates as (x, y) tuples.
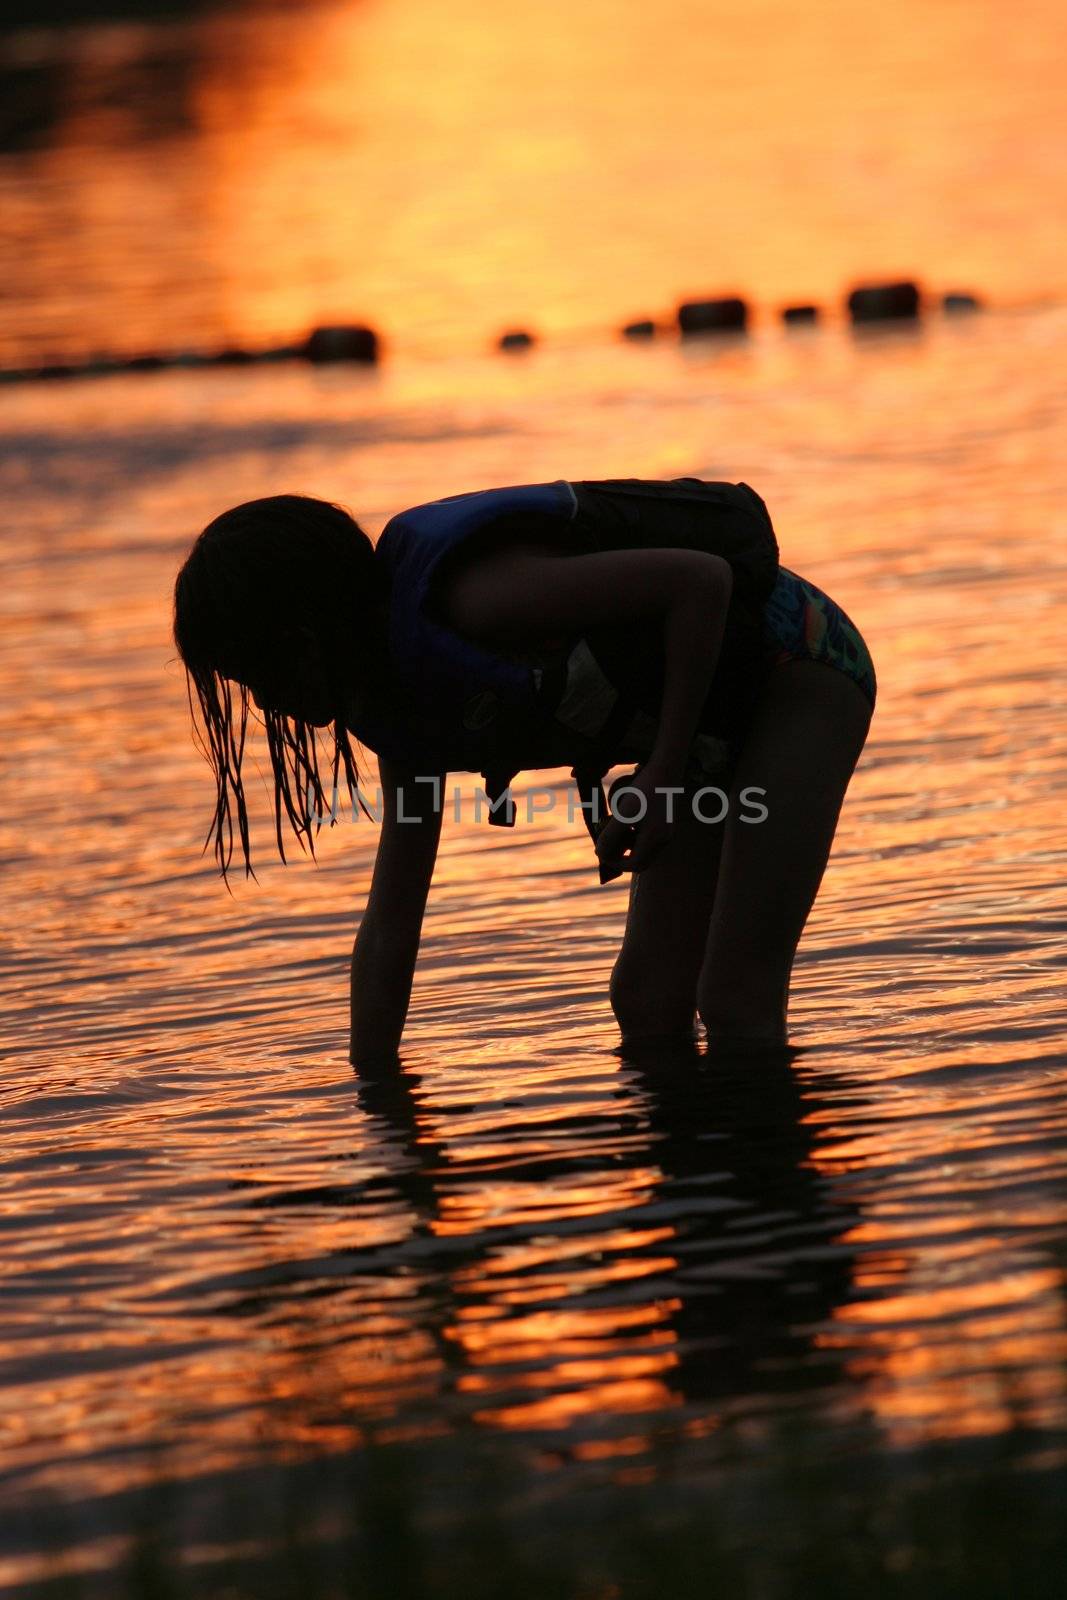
(349, 477), (779, 854)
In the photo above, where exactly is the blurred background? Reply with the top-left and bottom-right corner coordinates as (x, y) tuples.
(1, 3), (1066, 1596)
(1, 0), (1064, 364)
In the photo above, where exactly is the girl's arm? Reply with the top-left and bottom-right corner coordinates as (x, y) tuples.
(438, 544), (733, 869)
(349, 758), (444, 1064)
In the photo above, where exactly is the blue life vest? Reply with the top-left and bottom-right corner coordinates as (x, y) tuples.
(347, 477), (780, 840)
(349, 481), (579, 783)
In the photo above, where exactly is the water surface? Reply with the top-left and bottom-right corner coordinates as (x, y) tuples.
(1, 1), (1066, 1591)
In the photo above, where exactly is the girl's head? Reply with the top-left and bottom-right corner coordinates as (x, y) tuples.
(173, 494), (383, 879)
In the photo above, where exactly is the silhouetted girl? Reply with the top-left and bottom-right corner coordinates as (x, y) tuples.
(173, 478), (876, 1059)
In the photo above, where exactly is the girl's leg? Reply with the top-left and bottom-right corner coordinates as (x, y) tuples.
(610, 785), (726, 1044)
(697, 658), (874, 1045)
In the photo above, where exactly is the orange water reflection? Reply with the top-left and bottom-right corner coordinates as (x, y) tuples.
(3, 305), (1067, 1504)
(0, 21), (1066, 1572)
(1, 0), (1065, 362)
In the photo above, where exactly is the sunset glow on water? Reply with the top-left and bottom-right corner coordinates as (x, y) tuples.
(1, 1), (1066, 1592)
(2, 0), (1065, 364)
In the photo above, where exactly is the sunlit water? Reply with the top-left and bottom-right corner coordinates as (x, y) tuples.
(2, 304), (1066, 1589)
(1, 0), (1065, 365)
(2, 2), (1067, 1592)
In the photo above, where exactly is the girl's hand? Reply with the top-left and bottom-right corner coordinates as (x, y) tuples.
(595, 763), (681, 881)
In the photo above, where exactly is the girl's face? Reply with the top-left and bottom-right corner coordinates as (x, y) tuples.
(247, 676), (335, 728)
(227, 626), (338, 728)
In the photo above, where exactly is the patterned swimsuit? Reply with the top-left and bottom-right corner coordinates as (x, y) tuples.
(760, 566), (877, 711)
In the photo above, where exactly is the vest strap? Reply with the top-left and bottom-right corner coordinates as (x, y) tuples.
(481, 764), (517, 827)
(570, 766), (606, 844)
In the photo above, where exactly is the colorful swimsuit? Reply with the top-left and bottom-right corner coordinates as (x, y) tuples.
(760, 566), (877, 711)
(668, 566), (877, 785)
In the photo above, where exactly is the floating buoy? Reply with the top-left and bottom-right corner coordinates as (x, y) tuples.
(3, 277), (990, 385)
(303, 325), (380, 364)
(677, 297), (748, 335)
(781, 304), (819, 326)
(847, 282), (921, 322)
(942, 291), (982, 314)
(621, 319), (657, 340)
(498, 329), (535, 351)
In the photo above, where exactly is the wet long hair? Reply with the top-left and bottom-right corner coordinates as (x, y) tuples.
(173, 494), (383, 881)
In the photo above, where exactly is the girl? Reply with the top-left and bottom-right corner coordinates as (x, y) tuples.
(173, 477), (876, 1060)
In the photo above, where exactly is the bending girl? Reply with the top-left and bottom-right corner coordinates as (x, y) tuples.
(172, 477), (876, 1059)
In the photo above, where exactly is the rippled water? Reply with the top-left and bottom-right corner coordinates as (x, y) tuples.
(2, 304), (1066, 1589)
(2, 1), (1067, 1592)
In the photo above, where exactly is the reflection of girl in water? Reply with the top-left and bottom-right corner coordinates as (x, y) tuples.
(172, 478), (876, 1058)
(349, 1040), (861, 1423)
